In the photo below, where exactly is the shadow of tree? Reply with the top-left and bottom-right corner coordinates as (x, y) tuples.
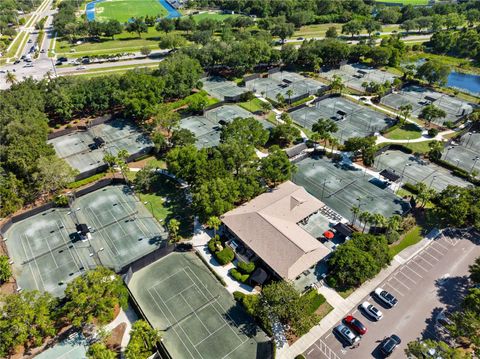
(435, 275), (470, 311)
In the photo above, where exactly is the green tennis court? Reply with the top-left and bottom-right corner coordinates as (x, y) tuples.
(442, 132), (480, 175)
(293, 155), (410, 222)
(94, 0), (168, 23)
(4, 185), (167, 297)
(375, 150), (472, 192)
(202, 77), (248, 101)
(128, 252), (272, 359)
(290, 96), (395, 143)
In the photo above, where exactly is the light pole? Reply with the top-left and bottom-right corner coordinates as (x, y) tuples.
(400, 163), (412, 182)
(471, 156), (480, 175)
(444, 146), (455, 161)
(466, 131), (476, 148)
(428, 175), (438, 190)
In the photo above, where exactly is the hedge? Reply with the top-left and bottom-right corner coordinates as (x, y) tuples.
(403, 182), (420, 195)
(68, 172), (106, 189)
(237, 261), (255, 274)
(230, 268), (249, 283)
(215, 247), (234, 265)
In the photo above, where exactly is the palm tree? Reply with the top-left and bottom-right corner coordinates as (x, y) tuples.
(372, 213), (387, 231)
(330, 75), (345, 94)
(359, 211), (372, 233)
(286, 89), (294, 104)
(329, 137), (340, 153)
(351, 206), (360, 226)
(416, 182), (436, 208)
(386, 215), (402, 235)
(398, 104), (412, 125)
(168, 218), (181, 247)
(103, 153), (117, 175)
(5, 71), (17, 85)
(206, 216), (221, 237)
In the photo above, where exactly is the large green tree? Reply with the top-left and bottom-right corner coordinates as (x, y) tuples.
(220, 117), (269, 149)
(125, 320), (162, 359)
(63, 267), (128, 328)
(261, 146), (295, 187)
(420, 104), (447, 127)
(87, 342), (116, 359)
(416, 60), (451, 86)
(0, 255), (12, 283)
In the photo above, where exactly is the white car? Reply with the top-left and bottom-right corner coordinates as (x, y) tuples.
(76, 66), (86, 70)
(374, 287), (398, 308)
(361, 301), (383, 321)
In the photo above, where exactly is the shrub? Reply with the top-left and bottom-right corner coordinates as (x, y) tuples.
(233, 291), (245, 302)
(215, 247), (234, 265)
(401, 214), (416, 232)
(427, 128), (439, 137)
(208, 236), (221, 254)
(54, 194), (69, 207)
(242, 293), (260, 317)
(386, 230), (400, 244)
(444, 121), (455, 129)
(230, 268), (249, 283)
(237, 261), (255, 274)
(403, 182), (420, 194)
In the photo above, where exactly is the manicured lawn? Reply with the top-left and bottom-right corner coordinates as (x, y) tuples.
(384, 124), (422, 140)
(55, 28), (185, 56)
(292, 23), (400, 39)
(164, 90), (219, 111)
(337, 287), (355, 299)
(134, 173), (194, 238)
(389, 225), (423, 257)
(382, 140), (433, 154)
(94, 0), (167, 23)
(238, 98), (266, 113)
(191, 12), (239, 22)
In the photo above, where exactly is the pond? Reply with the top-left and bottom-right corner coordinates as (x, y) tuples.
(447, 71), (480, 95)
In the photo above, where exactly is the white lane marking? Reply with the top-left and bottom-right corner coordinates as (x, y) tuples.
(385, 281), (404, 296)
(417, 255), (434, 267)
(434, 241), (449, 251)
(307, 348), (315, 355)
(403, 265), (423, 278)
(429, 245), (445, 257)
(423, 250), (440, 262)
(410, 260), (430, 273)
(397, 270), (417, 284)
(392, 275), (412, 290)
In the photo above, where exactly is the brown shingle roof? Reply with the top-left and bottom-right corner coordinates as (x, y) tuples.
(221, 181), (331, 280)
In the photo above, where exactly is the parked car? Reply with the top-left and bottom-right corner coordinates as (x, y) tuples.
(374, 288), (398, 308)
(13, 60), (21, 64)
(380, 334), (401, 357)
(361, 301), (383, 321)
(344, 315), (367, 335)
(28, 39), (32, 43)
(297, 37), (304, 40)
(58, 57), (68, 62)
(334, 324), (360, 346)
(23, 63), (34, 68)
(76, 66), (86, 70)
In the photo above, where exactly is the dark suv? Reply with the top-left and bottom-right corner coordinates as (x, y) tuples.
(380, 334), (401, 357)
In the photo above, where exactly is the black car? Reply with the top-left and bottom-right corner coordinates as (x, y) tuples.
(13, 60), (21, 64)
(58, 57), (68, 62)
(380, 334), (401, 357)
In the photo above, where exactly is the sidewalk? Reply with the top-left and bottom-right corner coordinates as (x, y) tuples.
(190, 218), (257, 295)
(103, 306), (138, 352)
(278, 234), (434, 359)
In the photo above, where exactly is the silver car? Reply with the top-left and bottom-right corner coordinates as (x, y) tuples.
(361, 301), (383, 321)
(334, 324), (360, 346)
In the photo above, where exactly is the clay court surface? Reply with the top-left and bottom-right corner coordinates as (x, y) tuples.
(128, 252), (271, 359)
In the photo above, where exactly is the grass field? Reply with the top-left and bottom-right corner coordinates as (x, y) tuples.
(95, 0), (168, 23)
(390, 225), (423, 257)
(238, 98), (265, 113)
(292, 23), (400, 39)
(375, 0), (429, 5)
(383, 124), (423, 140)
(190, 12), (239, 22)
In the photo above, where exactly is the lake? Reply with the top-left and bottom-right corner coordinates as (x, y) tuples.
(447, 71), (480, 95)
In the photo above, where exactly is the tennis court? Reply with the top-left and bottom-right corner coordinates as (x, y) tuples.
(128, 252), (271, 359)
(442, 132), (480, 175)
(293, 155), (409, 222)
(381, 85), (474, 125)
(180, 105), (273, 148)
(321, 64), (397, 93)
(48, 118), (153, 174)
(375, 150), (471, 191)
(35, 333), (87, 359)
(290, 97), (395, 143)
(4, 185), (167, 297)
(202, 77), (248, 101)
(245, 71), (327, 103)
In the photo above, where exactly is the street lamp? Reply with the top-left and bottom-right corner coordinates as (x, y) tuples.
(471, 156), (480, 175)
(400, 163), (412, 182)
(428, 175), (438, 189)
(444, 146), (455, 161)
(466, 131), (476, 148)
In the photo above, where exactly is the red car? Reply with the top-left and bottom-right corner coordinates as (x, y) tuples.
(344, 315), (367, 335)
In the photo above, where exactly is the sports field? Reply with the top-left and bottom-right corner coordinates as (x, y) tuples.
(48, 118), (152, 175)
(293, 155), (410, 222)
(375, 150), (471, 191)
(94, 0), (168, 23)
(442, 132), (480, 175)
(290, 96), (395, 143)
(202, 77), (248, 101)
(4, 185), (167, 297)
(128, 252), (271, 359)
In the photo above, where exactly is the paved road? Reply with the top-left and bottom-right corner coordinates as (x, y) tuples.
(304, 231), (480, 359)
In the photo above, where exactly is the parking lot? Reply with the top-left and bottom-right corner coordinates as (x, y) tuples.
(304, 230), (480, 359)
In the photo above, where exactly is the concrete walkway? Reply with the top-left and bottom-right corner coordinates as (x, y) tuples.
(277, 232), (435, 359)
(190, 218), (257, 295)
(103, 306), (138, 352)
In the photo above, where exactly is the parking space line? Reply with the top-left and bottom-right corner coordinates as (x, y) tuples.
(417, 255), (434, 267)
(423, 250), (440, 262)
(396, 271), (417, 285)
(403, 265), (423, 278)
(409, 260), (430, 273)
(384, 281), (404, 296)
(434, 241), (449, 251)
(306, 348), (315, 355)
(392, 277), (411, 291)
(429, 245), (445, 257)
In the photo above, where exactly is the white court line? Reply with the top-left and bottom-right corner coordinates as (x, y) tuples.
(20, 234), (41, 291)
(44, 237), (59, 269)
(153, 286), (205, 359)
(56, 220), (79, 269)
(163, 283), (196, 303)
(183, 267), (245, 344)
(194, 322), (228, 346)
(384, 281), (404, 296)
(403, 265), (423, 279)
(180, 292), (213, 337)
(423, 250), (440, 262)
(24, 233), (47, 291)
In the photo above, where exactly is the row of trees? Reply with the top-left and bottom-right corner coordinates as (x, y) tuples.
(429, 28), (480, 60)
(165, 117), (295, 221)
(0, 267), (128, 357)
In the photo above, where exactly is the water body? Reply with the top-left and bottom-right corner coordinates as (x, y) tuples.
(447, 71), (480, 95)
(86, 0), (181, 22)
